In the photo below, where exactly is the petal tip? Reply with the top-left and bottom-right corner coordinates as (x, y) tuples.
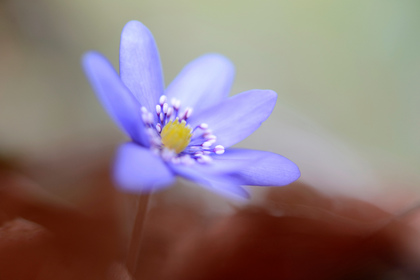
(122, 20), (147, 31)
(201, 53), (235, 68)
(82, 51), (117, 75)
(121, 20), (153, 41)
(81, 51), (100, 67)
(280, 159), (301, 186)
(264, 89), (278, 104)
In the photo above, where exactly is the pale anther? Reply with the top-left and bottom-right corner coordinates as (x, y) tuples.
(199, 123), (208, 129)
(167, 107), (173, 118)
(204, 134), (216, 140)
(214, 145), (225, 155)
(173, 99), (181, 110)
(159, 95), (167, 105)
(197, 155), (212, 163)
(207, 139), (216, 146)
(202, 141), (213, 147)
(182, 107), (193, 119)
(163, 103), (169, 114)
(156, 123), (162, 133)
(142, 113), (153, 124)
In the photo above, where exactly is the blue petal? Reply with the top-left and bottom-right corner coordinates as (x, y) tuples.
(82, 51), (149, 146)
(214, 149), (301, 186)
(165, 54), (235, 113)
(120, 20), (164, 118)
(170, 163), (250, 200)
(188, 90), (277, 148)
(201, 177), (250, 200)
(114, 143), (174, 193)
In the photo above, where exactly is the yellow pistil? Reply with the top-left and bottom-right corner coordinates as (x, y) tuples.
(161, 119), (192, 154)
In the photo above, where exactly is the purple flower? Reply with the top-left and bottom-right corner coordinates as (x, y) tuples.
(82, 20), (300, 199)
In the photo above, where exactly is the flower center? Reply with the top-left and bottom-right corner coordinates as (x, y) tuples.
(161, 119), (192, 154)
(140, 95), (225, 165)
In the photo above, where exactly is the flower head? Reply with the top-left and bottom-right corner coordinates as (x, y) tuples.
(83, 20), (300, 199)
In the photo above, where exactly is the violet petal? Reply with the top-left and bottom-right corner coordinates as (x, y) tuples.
(114, 143), (174, 192)
(82, 51), (149, 146)
(165, 54), (235, 113)
(214, 148), (301, 186)
(170, 163), (250, 200)
(120, 20), (164, 118)
(188, 90), (277, 148)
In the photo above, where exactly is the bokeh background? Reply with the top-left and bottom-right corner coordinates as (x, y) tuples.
(2, 1), (420, 279)
(1, 0), (420, 202)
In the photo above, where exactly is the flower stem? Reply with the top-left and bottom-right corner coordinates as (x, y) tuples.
(126, 193), (150, 277)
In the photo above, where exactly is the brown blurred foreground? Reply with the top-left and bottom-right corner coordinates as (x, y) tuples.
(1, 146), (420, 280)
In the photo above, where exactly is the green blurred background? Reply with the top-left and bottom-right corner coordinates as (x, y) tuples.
(1, 0), (419, 197)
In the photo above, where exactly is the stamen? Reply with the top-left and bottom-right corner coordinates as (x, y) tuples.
(159, 95), (167, 105)
(163, 103), (169, 114)
(197, 155), (212, 164)
(199, 123), (208, 129)
(192, 123), (208, 133)
(142, 112), (153, 125)
(172, 98), (181, 110)
(141, 114), (149, 124)
(202, 139), (216, 147)
(144, 98), (224, 165)
(156, 123), (162, 133)
(180, 107), (193, 121)
(179, 111), (187, 121)
(186, 146), (200, 151)
(214, 145), (225, 155)
(203, 130), (213, 138)
(147, 128), (161, 146)
(204, 134), (216, 140)
(167, 107), (173, 118)
(202, 142), (211, 148)
(186, 107), (193, 118)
